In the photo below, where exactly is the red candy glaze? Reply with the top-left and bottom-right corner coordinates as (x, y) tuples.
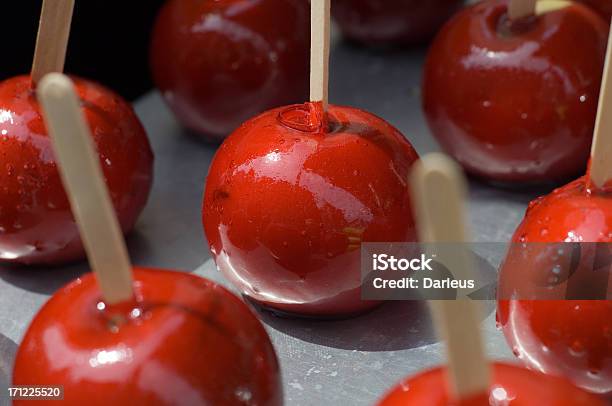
(0, 75), (153, 266)
(150, 0), (310, 141)
(331, 0), (464, 46)
(498, 176), (612, 395)
(422, 0), (608, 184)
(578, 0), (612, 20)
(13, 268), (282, 405)
(377, 362), (605, 405)
(203, 102), (419, 317)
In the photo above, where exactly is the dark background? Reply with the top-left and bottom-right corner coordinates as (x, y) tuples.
(1, 1), (166, 100)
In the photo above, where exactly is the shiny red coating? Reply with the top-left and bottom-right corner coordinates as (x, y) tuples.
(202, 102), (419, 318)
(422, 0), (608, 184)
(578, 0), (612, 19)
(498, 176), (612, 395)
(0, 75), (153, 266)
(377, 362), (606, 405)
(332, 0), (464, 46)
(13, 267), (282, 405)
(150, 0), (310, 141)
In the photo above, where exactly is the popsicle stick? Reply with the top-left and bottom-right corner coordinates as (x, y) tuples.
(535, 0), (571, 15)
(38, 73), (133, 305)
(508, 0), (537, 20)
(31, 0), (75, 85)
(310, 0), (330, 111)
(590, 24), (612, 190)
(410, 153), (491, 401)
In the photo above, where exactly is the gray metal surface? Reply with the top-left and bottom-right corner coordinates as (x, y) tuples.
(0, 35), (546, 405)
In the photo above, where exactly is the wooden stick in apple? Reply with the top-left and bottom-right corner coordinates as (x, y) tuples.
(410, 153), (491, 401)
(310, 0), (330, 111)
(508, 0), (537, 20)
(38, 73), (134, 304)
(31, 0), (75, 85)
(589, 24), (612, 191)
(535, 0), (571, 15)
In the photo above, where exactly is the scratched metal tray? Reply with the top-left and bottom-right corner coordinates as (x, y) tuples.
(0, 33), (544, 405)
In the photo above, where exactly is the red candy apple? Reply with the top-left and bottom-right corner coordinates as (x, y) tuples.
(0, 75), (153, 265)
(150, 0), (310, 141)
(13, 267), (282, 405)
(497, 176), (612, 395)
(377, 362), (606, 405)
(422, 0), (608, 184)
(203, 102), (419, 317)
(332, 0), (464, 46)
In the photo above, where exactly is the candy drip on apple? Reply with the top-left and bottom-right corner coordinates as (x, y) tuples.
(12, 73), (282, 405)
(0, 0), (153, 265)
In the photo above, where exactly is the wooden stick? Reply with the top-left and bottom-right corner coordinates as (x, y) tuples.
(31, 0), (75, 85)
(508, 0), (537, 20)
(535, 0), (571, 15)
(310, 0), (330, 111)
(38, 73), (134, 305)
(410, 153), (491, 401)
(590, 24), (612, 190)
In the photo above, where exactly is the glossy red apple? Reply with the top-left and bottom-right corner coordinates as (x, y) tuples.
(150, 0), (310, 141)
(497, 176), (612, 395)
(13, 267), (282, 405)
(422, 0), (608, 184)
(332, 0), (464, 46)
(0, 75), (153, 266)
(203, 102), (419, 318)
(377, 362), (606, 405)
